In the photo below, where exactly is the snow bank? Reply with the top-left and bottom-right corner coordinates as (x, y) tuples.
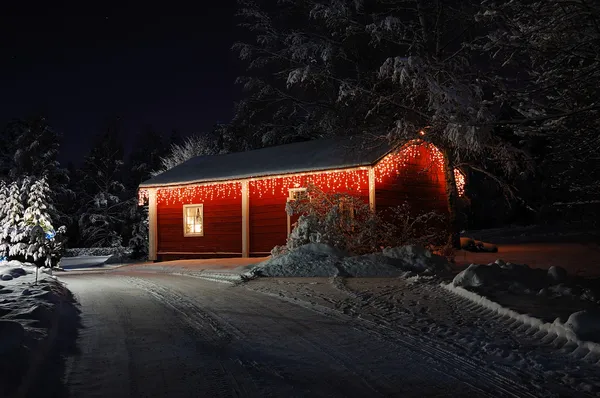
(0, 260), (73, 396)
(252, 243), (342, 277)
(382, 245), (450, 273)
(251, 244), (450, 278)
(452, 260), (599, 303)
(443, 283), (600, 354)
(564, 310), (600, 341)
(64, 247), (132, 258)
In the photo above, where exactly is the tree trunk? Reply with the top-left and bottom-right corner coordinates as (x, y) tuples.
(443, 149), (461, 249)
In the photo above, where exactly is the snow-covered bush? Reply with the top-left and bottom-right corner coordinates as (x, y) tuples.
(275, 185), (447, 256)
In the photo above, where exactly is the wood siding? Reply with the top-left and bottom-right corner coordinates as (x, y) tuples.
(153, 142), (447, 259)
(375, 144), (447, 220)
(248, 170), (370, 254)
(157, 196), (242, 257)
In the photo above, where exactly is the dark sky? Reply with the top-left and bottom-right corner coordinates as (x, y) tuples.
(0, 2), (240, 164)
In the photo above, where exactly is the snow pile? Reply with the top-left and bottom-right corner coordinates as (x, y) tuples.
(452, 260), (599, 303)
(251, 244), (450, 278)
(252, 243), (343, 277)
(382, 245), (450, 273)
(64, 247), (132, 258)
(0, 260), (73, 395)
(443, 283), (600, 353)
(563, 310), (600, 342)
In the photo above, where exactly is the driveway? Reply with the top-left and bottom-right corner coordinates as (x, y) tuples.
(35, 271), (561, 397)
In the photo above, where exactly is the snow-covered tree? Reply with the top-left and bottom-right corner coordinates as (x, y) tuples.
(0, 179), (28, 259)
(22, 177), (67, 267)
(1, 117), (72, 228)
(23, 177), (54, 233)
(128, 203), (148, 259)
(0, 177), (66, 266)
(477, 0), (600, 223)
(152, 133), (219, 176)
(233, 0), (533, 245)
(77, 129), (127, 247)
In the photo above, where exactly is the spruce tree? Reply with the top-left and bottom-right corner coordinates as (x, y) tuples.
(0, 179), (28, 260)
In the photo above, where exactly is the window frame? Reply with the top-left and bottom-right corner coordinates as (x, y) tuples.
(288, 187), (308, 202)
(183, 204), (204, 237)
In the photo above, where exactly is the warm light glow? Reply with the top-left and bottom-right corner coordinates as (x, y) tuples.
(454, 168), (466, 197)
(249, 169), (369, 198)
(158, 182), (241, 205)
(419, 130), (426, 136)
(374, 139), (444, 183)
(138, 189), (149, 205)
(142, 139), (453, 204)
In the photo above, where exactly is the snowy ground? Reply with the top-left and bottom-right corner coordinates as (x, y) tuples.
(24, 241), (598, 396)
(50, 271), (600, 397)
(0, 261), (74, 397)
(59, 255), (113, 269)
(245, 276), (600, 396)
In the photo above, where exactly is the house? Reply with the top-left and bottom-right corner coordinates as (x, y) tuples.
(138, 136), (464, 261)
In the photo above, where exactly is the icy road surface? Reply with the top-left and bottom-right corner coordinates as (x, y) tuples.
(49, 272), (598, 397)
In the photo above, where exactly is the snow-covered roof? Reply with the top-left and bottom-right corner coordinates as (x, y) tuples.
(140, 136), (393, 187)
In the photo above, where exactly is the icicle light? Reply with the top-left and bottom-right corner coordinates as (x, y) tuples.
(454, 169), (466, 197)
(138, 189), (149, 205)
(249, 168), (369, 198)
(157, 182), (241, 205)
(141, 139), (460, 205)
(374, 140), (444, 183)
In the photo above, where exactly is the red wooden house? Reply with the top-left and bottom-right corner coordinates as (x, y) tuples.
(138, 136), (464, 261)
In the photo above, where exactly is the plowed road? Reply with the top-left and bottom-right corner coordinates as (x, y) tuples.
(43, 272), (566, 397)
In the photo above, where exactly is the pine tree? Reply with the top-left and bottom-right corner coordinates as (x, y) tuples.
(21, 177), (67, 267)
(0, 180), (8, 260)
(0, 179), (28, 260)
(78, 127), (127, 247)
(232, 0), (533, 245)
(477, 0), (600, 223)
(128, 204), (149, 259)
(1, 117), (72, 226)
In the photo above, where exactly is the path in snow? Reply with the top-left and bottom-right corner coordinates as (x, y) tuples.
(246, 276), (600, 397)
(44, 271), (563, 397)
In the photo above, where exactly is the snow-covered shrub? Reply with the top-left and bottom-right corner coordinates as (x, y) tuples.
(279, 184), (447, 256)
(385, 203), (447, 250)
(281, 185), (381, 255)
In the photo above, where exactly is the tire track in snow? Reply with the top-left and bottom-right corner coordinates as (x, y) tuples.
(123, 276), (264, 397)
(258, 277), (540, 398)
(329, 277), (600, 397)
(126, 275), (391, 397)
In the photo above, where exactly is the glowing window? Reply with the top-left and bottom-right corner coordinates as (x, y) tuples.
(183, 204), (204, 237)
(288, 187), (308, 201)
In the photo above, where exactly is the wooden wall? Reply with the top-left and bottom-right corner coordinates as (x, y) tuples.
(248, 170), (370, 254)
(249, 192), (288, 254)
(375, 143), (448, 219)
(157, 195), (242, 258)
(154, 143), (447, 259)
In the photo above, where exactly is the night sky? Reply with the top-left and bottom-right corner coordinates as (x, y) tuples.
(0, 2), (239, 164)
